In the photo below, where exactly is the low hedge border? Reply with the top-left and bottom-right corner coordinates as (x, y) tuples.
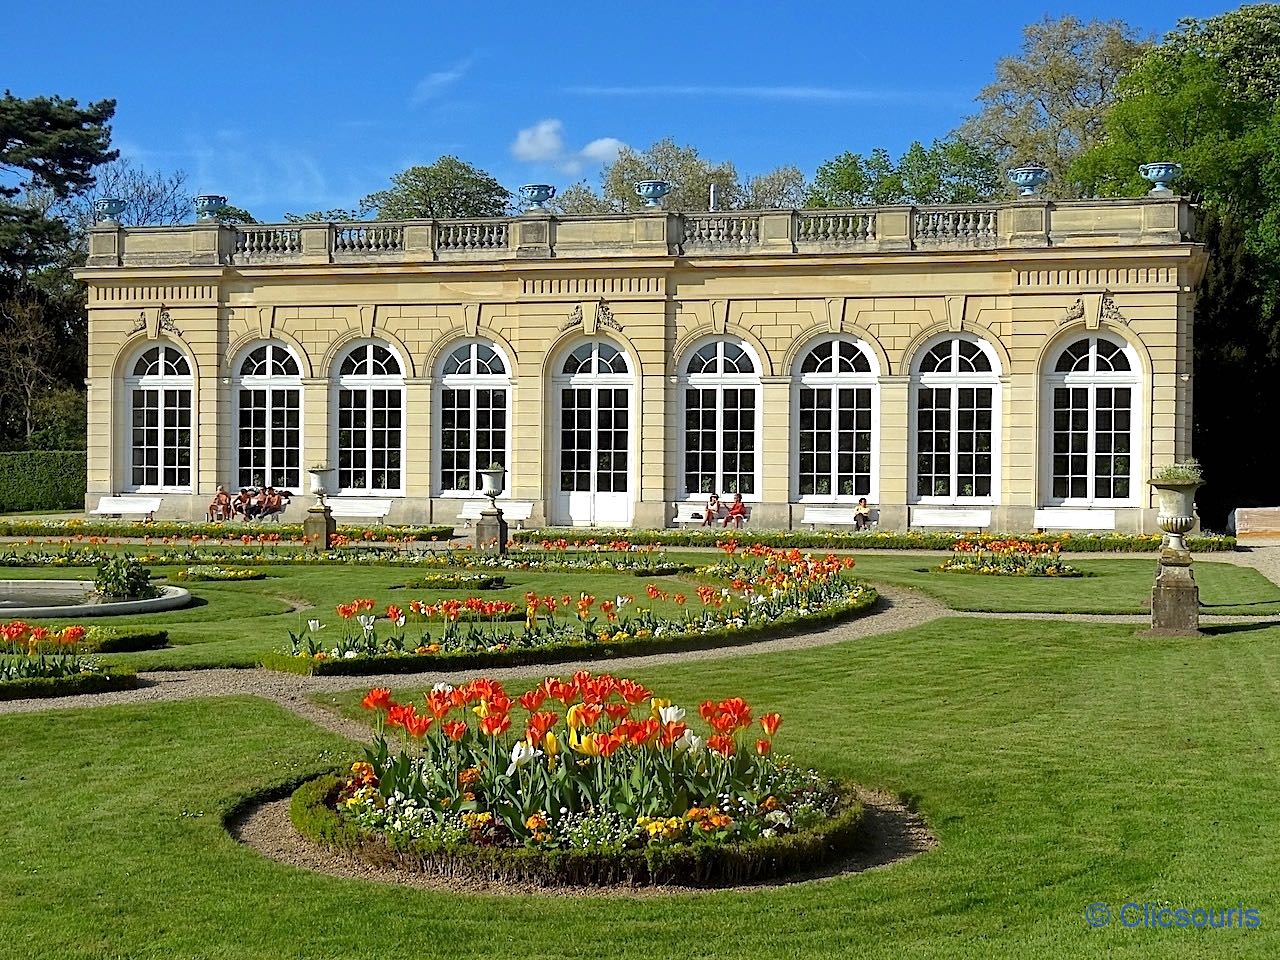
(513, 528), (1237, 552)
(0, 518), (457, 542)
(259, 585), (879, 676)
(0, 669), (137, 701)
(395, 574), (507, 591)
(80, 626), (170, 654)
(289, 773), (867, 888)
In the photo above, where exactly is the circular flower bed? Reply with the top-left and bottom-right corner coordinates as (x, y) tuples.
(936, 538), (1083, 577)
(288, 673), (864, 887)
(262, 548), (877, 675)
(398, 573), (506, 591)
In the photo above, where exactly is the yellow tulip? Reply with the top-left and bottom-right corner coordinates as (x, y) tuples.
(650, 697), (671, 720)
(568, 727), (600, 757)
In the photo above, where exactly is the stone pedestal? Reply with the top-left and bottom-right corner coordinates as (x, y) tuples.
(1151, 554), (1199, 635)
(474, 507), (508, 555)
(303, 505), (336, 553)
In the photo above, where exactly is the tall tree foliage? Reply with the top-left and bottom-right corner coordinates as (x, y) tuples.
(360, 156), (511, 220)
(805, 139), (1001, 207)
(957, 16), (1147, 196)
(1073, 5), (1280, 523)
(0, 91), (116, 273)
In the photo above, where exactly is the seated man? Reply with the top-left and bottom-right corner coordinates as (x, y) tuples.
(854, 497), (873, 530)
(722, 492), (748, 529)
(254, 487), (274, 519)
(206, 485), (232, 522)
(234, 488), (259, 520)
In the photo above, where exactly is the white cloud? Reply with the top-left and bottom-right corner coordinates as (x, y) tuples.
(511, 119), (565, 163)
(510, 120), (625, 175)
(411, 59), (472, 104)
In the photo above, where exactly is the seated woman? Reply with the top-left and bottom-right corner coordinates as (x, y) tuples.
(206, 486), (232, 522)
(722, 492), (748, 529)
(700, 492), (722, 527)
(854, 497), (873, 530)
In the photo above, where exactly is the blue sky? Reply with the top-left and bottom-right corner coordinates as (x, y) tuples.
(5, 0), (1241, 220)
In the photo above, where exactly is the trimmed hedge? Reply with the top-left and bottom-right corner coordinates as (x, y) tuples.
(513, 527), (1237, 553)
(0, 669), (137, 701)
(397, 573), (507, 591)
(0, 517), (457, 542)
(80, 626), (170, 653)
(289, 773), (867, 888)
(0, 450), (86, 513)
(260, 585), (879, 676)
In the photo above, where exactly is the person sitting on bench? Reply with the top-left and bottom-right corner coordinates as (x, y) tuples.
(234, 488), (259, 520)
(257, 486), (287, 520)
(701, 492), (723, 527)
(854, 497), (873, 530)
(207, 485), (232, 522)
(723, 492), (747, 529)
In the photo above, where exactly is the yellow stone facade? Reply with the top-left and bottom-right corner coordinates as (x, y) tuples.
(77, 199), (1206, 531)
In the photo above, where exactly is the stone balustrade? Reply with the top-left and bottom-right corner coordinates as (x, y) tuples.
(84, 198), (1196, 268)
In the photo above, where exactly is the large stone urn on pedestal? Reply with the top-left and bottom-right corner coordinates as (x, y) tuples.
(1150, 466), (1202, 634)
(474, 464), (508, 556)
(304, 466), (336, 553)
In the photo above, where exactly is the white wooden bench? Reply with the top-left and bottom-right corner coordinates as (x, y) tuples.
(801, 505), (878, 530)
(326, 499), (393, 522)
(673, 502), (751, 528)
(1033, 508), (1116, 531)
(910, 507), (992, 530)
(90, 496), (162, 521)
(455, 499), (535, 529)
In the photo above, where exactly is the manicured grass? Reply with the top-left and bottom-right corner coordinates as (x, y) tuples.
(851, 554), (1280, 615)
(2, 617), (1277, 958)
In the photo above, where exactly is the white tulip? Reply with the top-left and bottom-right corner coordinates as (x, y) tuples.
(658, 704), (685, 725)
(357, 614), (377, 633)
(432, 682), (454, 695)
(505, 740), (542, 776)
(307, 619), (323, 632)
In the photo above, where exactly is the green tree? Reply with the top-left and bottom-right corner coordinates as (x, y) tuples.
(548, 181), (619, 215)
(360, 156), (510, 220)
(805, 139), (1001, 208)
(957, 16), (1148, 196)
(744, 165), (807, 209)
(283, 207), (361, 223)
(1, 91), (117, 272)
(600, 138), (743, 212)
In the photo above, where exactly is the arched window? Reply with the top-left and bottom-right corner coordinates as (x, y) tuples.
(681, 339), (762, 497)
(234, 343), (301, 490)
(912, 336), (1000, 501)
(554, 340), (634, 525)
(1045, 335), (1139, 502)
(334, 342), (404, 492)
(794, 337), (878, 499)
(437, 341), (510, 495)
(126, 343), (193, 491)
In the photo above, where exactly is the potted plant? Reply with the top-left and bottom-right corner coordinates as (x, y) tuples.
(1150, 459), (1203, 553)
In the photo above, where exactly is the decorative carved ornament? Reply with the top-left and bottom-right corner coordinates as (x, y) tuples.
(560, 304), (583, 332)
(596, 301), (623, 332)
(1059, 297), (1086, 326)
(1100, 291), (1128, 325)
(131, 304), (183, 338)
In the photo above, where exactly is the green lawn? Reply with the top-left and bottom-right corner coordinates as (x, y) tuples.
(851, 554), (1280, 615)
(2, 616), (1277, 958)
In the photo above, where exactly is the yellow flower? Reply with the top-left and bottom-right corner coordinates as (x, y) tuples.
(543, 731), (560, 766)
(566, 703), (590, 729)
(650, 697), (671, 720)
(568, 727), (600, 756)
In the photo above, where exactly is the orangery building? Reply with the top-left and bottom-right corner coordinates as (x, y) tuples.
(77, 193), (1205, 532)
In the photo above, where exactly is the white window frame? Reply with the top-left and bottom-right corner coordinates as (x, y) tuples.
(331, 341), (406, 496)
(233, 342), (304, 491)
(791, 336), (880, 502)
(124, 343), (194, 494)
(679, 337), (763, 500)
(552, 339), (636, 501)
(434, 340), (513, 498)
(1042, 335), (1141, 507)
(909, 334), (1002, 505)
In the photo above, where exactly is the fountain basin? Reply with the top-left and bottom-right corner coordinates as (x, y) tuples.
(0, 580), (191, 619)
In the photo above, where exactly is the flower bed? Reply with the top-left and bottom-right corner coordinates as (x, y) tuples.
(936, 539), (1084, 577)
(397, 573), (506, 591)
(0, 620), (138, 699)
(0, 517), (456, 543)
(262, 549), (877, 675)
(172, 565), (266, 582)
(512, 528), (1237, 553)
(288, 674), (865, 887)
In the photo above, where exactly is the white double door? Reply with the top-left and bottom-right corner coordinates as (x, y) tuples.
(555, 384), (633, 526)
